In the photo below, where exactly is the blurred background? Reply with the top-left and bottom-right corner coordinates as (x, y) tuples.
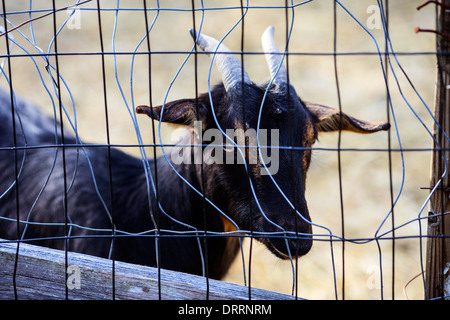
(0, 0), (438, 299)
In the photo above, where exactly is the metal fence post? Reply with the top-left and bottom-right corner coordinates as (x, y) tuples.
(426, 0), (450, 300)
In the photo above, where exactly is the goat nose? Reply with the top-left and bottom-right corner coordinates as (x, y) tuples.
(279, 222), (313, 256)
(291, 235), (312, 257)
(280, 220), (311, 234)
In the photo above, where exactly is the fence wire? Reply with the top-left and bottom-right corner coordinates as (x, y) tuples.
(0, 0), (446, 300)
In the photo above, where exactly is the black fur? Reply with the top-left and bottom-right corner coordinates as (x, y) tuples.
(0, 88), (238, 279)
(0, 80), (330, 278)
(138, 82), (316, 261)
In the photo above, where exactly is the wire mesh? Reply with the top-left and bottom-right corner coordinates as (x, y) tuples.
(0, 0), (445, 300)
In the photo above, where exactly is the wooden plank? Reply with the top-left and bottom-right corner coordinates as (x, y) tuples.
(0, 239), (295, 300)
(425, 0), (450, 300)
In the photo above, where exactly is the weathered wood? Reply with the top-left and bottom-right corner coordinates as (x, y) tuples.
(0, 239), (294, 300)
(425, 0), (450, 300)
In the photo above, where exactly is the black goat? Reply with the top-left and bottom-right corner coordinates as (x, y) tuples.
(0, 27), (389, 280)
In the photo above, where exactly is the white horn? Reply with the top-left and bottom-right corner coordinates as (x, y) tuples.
(261, 26), (287, 86)
(190, 29), (251, 91)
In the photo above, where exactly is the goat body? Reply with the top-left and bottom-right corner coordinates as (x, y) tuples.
(0, 88), (237, 279)
(0, 27), (389, 280)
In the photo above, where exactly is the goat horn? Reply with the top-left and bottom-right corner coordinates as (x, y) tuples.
(261, 26), (287, 86)
(190, 29), (251, 91)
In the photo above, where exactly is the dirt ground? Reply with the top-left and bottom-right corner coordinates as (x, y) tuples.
(1, 0), (438, 299)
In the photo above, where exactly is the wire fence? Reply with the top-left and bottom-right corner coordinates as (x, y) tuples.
(0, 0), (445, 300)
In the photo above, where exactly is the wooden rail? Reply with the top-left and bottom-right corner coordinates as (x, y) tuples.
(0, 239), (294, 300)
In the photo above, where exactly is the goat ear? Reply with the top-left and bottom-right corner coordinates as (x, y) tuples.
(136, 98), (209, 126)
(304, 101), (390, 134)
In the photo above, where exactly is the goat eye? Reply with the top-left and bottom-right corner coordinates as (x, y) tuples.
(270, 104), (283, 118)
(274, 105), (282, 115)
